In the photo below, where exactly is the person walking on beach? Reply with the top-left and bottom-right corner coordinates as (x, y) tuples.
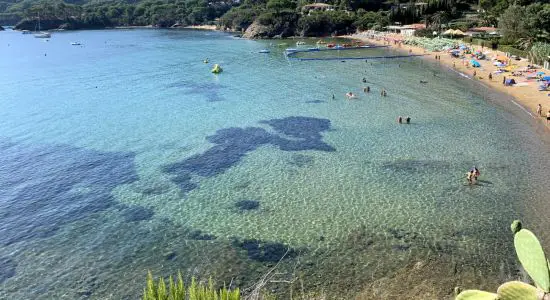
(537, 104), (542, 116)
(503, 76), (506, 85)
(547, 110), (550, 125)
(488, 73), (492, 80)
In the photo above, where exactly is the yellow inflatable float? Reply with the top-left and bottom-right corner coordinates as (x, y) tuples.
(211, 64), (223, 74)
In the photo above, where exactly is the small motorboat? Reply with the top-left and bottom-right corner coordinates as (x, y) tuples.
(71, 42), (82, 46)
(307, 47), (320, 51)
(259, 49), (270, 53)
(296, 41), (306, 45)
(285, 48), (298, 52)
(334, 44), (344, 49)
(327, 43), (335, 48)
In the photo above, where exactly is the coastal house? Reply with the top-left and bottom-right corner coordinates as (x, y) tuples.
(386, 23), (426, 36)
(301, 3), (335, 15)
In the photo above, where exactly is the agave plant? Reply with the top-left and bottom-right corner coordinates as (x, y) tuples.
(456, 220), (550, 300)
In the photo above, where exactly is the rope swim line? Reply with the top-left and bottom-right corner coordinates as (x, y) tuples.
(284, 45), (426, 61)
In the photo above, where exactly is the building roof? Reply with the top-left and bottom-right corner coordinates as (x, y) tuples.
(470, 26), (497, 32)
(387, 23), (426, 30)
(303, 3), (334, 8)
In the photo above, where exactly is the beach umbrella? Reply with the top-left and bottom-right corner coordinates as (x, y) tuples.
(542, 76), (550, 81)
(496, 55), (508, 62)
(453, 29), (465, 36)
(470, 59), (481, 67)
(442, 29), (454, 36)
(537, 71), (545, 75)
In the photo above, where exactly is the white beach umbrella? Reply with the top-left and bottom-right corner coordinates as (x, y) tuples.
(442, 29), (454, 36)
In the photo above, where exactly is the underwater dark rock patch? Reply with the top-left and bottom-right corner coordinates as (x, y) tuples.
(163, 116), (334, 193)
(288, 154), (314, 168)
(164, 251), (177, 261)
(187, 229), (216, 240)
(305, 100), (325, 104)
(0, 256), (16, 283)
(0, 140), (138, 245)
(235, 200), (260, 211)
(232, 238), (296, 262)
(120, 205), (154, 222)
(167, 80), (225, 102)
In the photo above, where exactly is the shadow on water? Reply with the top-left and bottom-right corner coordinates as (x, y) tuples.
(0, 139), (140, 246)
(163, 116), (335, 194)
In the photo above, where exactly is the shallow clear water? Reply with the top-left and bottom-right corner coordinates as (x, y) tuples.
(1, 29), (549, 299)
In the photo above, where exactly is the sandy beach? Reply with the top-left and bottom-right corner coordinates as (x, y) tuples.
(346, 33), (550, 130)
(183, 24), (217, 30)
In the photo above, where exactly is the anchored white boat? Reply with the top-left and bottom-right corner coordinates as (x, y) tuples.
(33, 13), (51, 39)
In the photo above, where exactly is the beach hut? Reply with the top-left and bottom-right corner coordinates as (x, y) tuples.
(470, 59), (481, 67)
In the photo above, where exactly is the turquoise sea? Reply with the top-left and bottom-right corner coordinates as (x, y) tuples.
(1, 29), (550, 299)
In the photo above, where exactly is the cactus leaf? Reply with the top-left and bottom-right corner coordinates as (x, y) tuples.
(455, 290), (497, 300)
(497, 281), (539, 300)
(514, 229), (550, 291)
(511, 220), (522, 234)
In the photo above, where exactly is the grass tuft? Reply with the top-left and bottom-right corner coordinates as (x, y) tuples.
(143, 271), (240, 300)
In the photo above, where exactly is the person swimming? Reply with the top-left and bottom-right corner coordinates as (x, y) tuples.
(470, 166), (480, 177)
(467, 166), (480, 184)
(346, 92), (356, 99)
(466, 170), (475, 184)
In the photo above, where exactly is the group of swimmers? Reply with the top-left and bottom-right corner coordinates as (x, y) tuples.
(397, 116), (411, 124)
(338, 78), (387, 100)
(466, 166), (481, 184)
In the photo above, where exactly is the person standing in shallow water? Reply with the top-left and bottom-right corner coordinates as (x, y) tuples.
(406, 116), (411, 124)
(398, 116), (402, 124)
